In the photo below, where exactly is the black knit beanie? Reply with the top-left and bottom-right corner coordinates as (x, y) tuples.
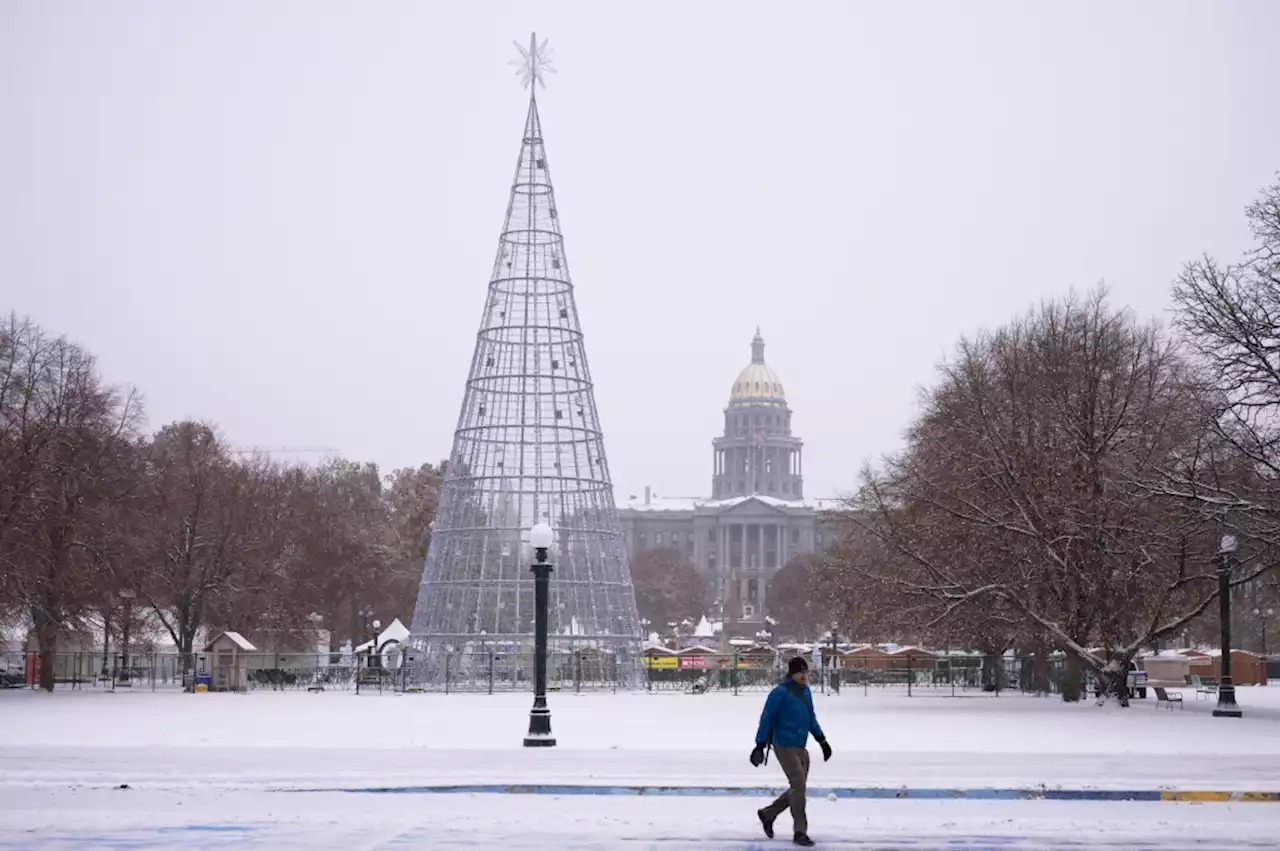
(787, 656), (809, 676)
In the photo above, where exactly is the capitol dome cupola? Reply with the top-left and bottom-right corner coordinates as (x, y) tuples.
(729, 328), (786, 407)
(713, 329), (803, 501)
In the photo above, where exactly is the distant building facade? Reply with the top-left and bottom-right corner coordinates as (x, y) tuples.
(618, 330), (842, 628)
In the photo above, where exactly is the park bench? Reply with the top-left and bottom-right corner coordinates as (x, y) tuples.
(1191, 674), (1218, 699)
(1153, 686), (1183, 710)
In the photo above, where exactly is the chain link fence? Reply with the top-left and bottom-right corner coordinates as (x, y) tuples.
(1, 649), (1082, 696)
(401, 647), (641, 693)
(0, 648), (643, 693)
(640, 652), (1070, 696)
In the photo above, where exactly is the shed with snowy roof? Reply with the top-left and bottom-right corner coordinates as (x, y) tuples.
(890, 646), (938, 668)
(676, 644), (720, 670)
(842, 645), (892, 671)
(643, 643), (678, 670)
(1178, 648), (1267, 686)
(737, 643), (777, 668)
(205, 631), (256, 692)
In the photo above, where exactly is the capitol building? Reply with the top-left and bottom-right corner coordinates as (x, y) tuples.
(618, 330), (843, 628)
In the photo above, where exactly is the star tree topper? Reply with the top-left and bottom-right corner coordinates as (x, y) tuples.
(510, 32), (556, 90)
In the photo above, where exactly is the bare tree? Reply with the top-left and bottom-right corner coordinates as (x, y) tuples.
(630, 547), (704, 628)
(838, 291), (1232, 703)
(767, 553), (828, 642)
(292, 459), (388, 648)
(2, 325), (142, 689)
(206, 458), (310, 640)
(0, 317), (59, 593)
(133, 422), (249, 667)
(1164, 175), (1280, 552)
(381, 461), (446, 621)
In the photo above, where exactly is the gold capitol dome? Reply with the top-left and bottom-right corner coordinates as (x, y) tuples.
(728, 328), (786, 407)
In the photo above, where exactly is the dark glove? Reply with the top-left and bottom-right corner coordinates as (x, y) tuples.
(750, 744), (765, 767)
(818, 739), (832, 762)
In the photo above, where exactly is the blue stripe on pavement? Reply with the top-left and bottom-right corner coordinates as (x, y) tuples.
(276, 784), (1221, 802)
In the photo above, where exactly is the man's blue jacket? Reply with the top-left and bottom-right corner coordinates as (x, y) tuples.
(755, 676), (825, 749)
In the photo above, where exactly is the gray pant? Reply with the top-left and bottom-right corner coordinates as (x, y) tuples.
(762, 746), (810, 834)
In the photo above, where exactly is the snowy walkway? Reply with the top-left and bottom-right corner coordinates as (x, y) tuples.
(3, 687), (1279, 848)
(5, 788), (1280, 850)
(3, 687), (1279, 791)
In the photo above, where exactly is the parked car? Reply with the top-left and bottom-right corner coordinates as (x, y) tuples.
(0, 668), (25, 688)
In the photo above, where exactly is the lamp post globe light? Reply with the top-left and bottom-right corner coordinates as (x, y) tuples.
(1215, 535), (1242, 718)
(525, 522), (556, 747)
(1256, 607), (1275, 661)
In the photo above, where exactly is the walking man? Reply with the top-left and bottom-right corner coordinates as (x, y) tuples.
(751, 656), (831, 847)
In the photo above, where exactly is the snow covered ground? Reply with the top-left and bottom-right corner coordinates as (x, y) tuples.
(2, 686), (1279, 848)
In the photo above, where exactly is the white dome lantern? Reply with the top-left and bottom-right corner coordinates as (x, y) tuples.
(728, 328), (786, 407)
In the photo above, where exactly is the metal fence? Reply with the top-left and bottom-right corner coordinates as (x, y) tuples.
(0, 649), (642, 693)
(0, 650), (1108, 697)
(1, 651), (199, 691)
(402, 649), (642, 693)
(643, 653), (1074, 696)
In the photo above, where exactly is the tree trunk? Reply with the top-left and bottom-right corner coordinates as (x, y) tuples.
(101, 612), (111, 677)
(1029, 650), (1049, 691)
(1101, 656), (1131, 708)
(180, 625), (197, 675)
(981, 652), (1004, 693)
(32, 608), (58, 692)
(1029, 639), (1049, 696)
(1062, 655), (1082, 702)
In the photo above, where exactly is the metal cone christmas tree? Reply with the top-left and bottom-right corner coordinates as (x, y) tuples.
(408, 36), (642, 689)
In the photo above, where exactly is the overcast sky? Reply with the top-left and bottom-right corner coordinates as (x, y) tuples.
(3, 2), (1279, 503)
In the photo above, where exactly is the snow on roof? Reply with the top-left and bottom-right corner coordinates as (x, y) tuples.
(891, 645), (936, 656)
(207, 631), (256, 652)
(620, 496), (702, 512)
(618, 494), (850, 513)
(677, 644), (719, 655)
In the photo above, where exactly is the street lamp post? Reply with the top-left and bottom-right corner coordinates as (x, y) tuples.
(829, 620), (840, 695)
(1214, 535), (1242, 718)
(119, 589), (135, 685)
(525, 522), (556, 747)
(1255, 607), (1274, 660)
(371, 619), (382, 694)
(356, 607), (373, 695)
